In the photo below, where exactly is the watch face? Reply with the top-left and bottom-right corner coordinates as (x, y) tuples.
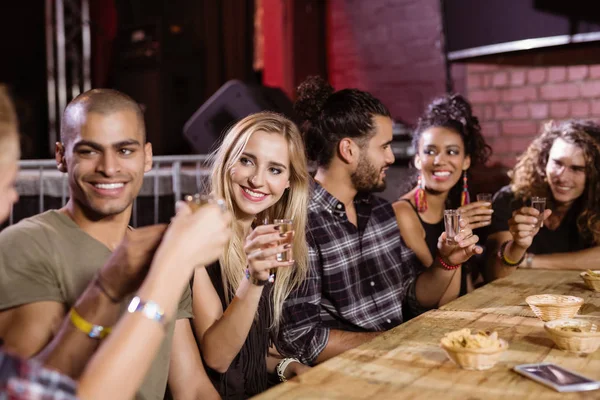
(143, 302), (161, 320)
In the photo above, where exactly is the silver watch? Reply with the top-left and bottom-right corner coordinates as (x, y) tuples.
(525, 253), (535, 269)
(127, 296), (166, 327)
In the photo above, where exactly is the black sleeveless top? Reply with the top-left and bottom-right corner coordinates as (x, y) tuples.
(202, 262), (275, 399)
(398, 199), (468, 296)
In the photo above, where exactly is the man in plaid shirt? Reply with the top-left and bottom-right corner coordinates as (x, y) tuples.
(278, 78), (482, 365)
(0, 348), (77, 400)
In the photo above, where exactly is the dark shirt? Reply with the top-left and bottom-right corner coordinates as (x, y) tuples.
(203, 262), (273, 400)
(398, 199), (468, 297)
(278, 181), (424, 365)
(490, 185), (592, 254)
(0, 350), (78, 400)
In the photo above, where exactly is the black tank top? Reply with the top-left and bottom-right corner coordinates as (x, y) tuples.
(398, 199), (468, 296)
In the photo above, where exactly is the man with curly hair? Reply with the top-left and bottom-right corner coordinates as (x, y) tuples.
(486, 119), (600, 280)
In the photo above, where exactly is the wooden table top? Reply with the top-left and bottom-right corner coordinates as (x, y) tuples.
(441, 269), (600, 319)
(256, 269), (600, 399)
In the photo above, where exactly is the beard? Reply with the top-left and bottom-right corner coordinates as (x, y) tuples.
(351, 154), (387, 193)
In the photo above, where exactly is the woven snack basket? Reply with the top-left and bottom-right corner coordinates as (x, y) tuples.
(526, 294), (583, 322)
(441, 340), (509, 370)
(581, 271), (600, 292)
(544, 319), (600, 354)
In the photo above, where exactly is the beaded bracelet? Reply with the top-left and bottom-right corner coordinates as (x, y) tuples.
(437, 256), (461, 271)
(498, 240), (526, 267)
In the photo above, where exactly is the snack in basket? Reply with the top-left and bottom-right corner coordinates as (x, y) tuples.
(441, 329), (503, 350)
(558, 326), (583, 333)
(585, 270), (600, 278)
(581, 271), (600, 292)
(440, 329), (508, 370)
(544, 319), (600, 354)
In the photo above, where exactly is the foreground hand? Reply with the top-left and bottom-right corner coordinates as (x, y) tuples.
(157, 200), (232, 269)
(458, 201), (493, 230)
(99, 224), (169, 301)
(507, 207), (552, 249)
(438, 218), (483, 266)
(244, 224), (295, 281)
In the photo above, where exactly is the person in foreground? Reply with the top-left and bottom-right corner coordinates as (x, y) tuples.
(277, 77), (483, 366)
(393, 94), (492, 306)
(0, 88), (219, 399)
(190, 112), (311, 398)
(486, 120), (600, 281)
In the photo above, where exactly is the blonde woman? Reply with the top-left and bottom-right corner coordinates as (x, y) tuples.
(190, 111), (310, 398)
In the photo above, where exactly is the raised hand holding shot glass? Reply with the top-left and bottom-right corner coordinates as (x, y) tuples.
(444, 210), (461, 245)
(531, 197), (546, 228)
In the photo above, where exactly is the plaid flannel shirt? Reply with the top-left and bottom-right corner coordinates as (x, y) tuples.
(278, 182), (424, 364)
(0, 351), (77, 400)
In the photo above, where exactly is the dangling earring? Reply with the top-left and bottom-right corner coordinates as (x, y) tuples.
(415, 175), (428, 213)
(461, 170), (470, 206)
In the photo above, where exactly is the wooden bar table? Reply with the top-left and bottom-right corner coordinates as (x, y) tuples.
(441, 269), (600, 319)
(256, 270), (600, 399)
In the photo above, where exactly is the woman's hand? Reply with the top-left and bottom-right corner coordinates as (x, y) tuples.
(507, 207), (552, 249)
(438, 217), (483, 266)
(244, 224), (295, 282)
(458, 201), (493, 230)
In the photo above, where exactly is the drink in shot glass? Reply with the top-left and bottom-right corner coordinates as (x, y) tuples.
(476, 193), (493, 209)
(274, 219), (293, 262)
(531, 197), (546, 228)
(444, 210), (460, 245)
(184, 193), (213, 212)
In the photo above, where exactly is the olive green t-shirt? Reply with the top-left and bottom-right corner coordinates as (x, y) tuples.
(0, 210), (193, 400)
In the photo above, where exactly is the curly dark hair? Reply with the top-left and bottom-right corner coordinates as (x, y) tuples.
(510, 120), (600, 245)
(294, 76), (391, 167)
(409, 93), (492, 208)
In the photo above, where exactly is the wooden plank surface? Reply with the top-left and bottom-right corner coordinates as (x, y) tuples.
(256, 309), (600, 399)
(441, 269), (600, 319)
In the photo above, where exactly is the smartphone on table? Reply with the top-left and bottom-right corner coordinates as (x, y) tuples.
(513, 363), (600, 393)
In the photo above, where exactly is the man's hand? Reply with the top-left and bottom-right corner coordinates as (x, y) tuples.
(508, 207), (552, 249)
(98, 224), (168, 301)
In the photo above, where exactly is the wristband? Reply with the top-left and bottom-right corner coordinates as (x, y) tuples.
(93, 272), (121, 303)
(498, 240), (526, 267)
(276, 357), (301, 382)
(437, 256), (461, 271)
(69, 308), (112, 339)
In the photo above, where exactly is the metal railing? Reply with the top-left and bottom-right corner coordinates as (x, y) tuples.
(12, 155), (211, 227)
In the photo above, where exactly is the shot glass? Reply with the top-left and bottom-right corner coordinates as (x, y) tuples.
(184, 193), (212, 212)
(183, 193), (226, 213)
(531, 196), (546, 228)
(444, 210), (461, 245)
(274, 219), (293, 262)
(476, 193), (493, 208)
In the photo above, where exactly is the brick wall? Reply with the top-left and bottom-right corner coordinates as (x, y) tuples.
(327, 0), (450, 124)
(325, 1), (600, 169)
(465, 62), (600, 167)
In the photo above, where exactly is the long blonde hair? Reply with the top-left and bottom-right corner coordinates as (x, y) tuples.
(209, 111), (310, 332)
